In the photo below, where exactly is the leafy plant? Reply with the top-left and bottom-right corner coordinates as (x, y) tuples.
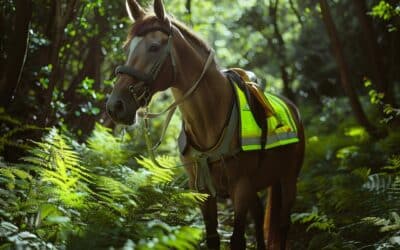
(1, 126), (206, 249)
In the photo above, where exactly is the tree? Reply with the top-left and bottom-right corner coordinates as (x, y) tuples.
(319, 0), (376, 135)
(39, 0), (81, 126)
(353, 0), (394, 105)
(268, 0), (296, 102)
(0, 0), (32, 108)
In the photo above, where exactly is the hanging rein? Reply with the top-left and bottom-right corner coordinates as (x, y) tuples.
(114, 19), (215, 161)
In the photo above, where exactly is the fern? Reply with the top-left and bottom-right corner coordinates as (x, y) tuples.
(85, 123), (130, 167)
(135, 156), (175, 184)
(291, 206), (335, 232)
(0, 108), (42, 153)
(23, 128), (91, 209)
(1, 125), (205, 249)
(135, 225), (203, 250)
(361, 155), (400, 214)
(0, 160), (59, 249)
(363, 173), (394, 194)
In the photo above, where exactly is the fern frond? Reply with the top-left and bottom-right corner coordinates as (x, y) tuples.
(22, 128), (91, 210)
(383, 155), (400, 173)
(173, 192), (208, 206)
(92, 175), (138, 214)
(86, 123), (129, 166)
(363, 173), (393, 194)
(135, 156), (175, 184)
(136, 225), (202, 250)
(291, 206), (335, 232)
(0, 167), (33, 190)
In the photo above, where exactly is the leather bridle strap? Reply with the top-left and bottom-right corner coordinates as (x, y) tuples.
(115, 66), (151, 82)
(141, 49), (215, 150)
(140, 49), (215, 119)
(115, 24), (176, 107)
(115, 23), (174, 82)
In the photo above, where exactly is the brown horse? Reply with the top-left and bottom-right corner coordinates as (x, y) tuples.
(106, 1), (305, 249)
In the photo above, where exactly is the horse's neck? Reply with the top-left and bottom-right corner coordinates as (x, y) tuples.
(172, 61), (233, 149)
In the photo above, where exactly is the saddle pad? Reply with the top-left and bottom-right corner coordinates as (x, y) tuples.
(233, 84), (299, 151)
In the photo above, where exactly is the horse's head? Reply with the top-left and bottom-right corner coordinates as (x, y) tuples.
(106, 0), (175, 125)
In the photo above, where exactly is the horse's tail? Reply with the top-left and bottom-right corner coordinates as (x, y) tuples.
(264, 183), (284, 250)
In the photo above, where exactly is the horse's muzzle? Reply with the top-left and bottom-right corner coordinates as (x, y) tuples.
(106, 98), (136, 125)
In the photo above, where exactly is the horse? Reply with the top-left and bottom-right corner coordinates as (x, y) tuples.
(106, 1), (305, 249)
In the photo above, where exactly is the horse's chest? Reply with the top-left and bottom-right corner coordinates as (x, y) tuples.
(183, 156), (234, 198)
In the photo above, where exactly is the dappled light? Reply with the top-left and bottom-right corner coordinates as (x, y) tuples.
(1, 0), (399, 249)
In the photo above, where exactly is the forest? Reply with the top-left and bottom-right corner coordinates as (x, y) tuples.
(0, 0), (399, 249)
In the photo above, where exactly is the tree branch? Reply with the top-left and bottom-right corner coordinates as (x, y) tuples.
(288, 0), (303, 26)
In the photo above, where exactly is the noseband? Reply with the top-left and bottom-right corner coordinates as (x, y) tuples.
(115, 19), (176, 107)
(114, 18), (214, 113)
(113, 17), (215, 164)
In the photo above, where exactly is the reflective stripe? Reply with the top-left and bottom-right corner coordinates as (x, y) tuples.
(233, 83), (299, 151)
(242, 132), (299, 151)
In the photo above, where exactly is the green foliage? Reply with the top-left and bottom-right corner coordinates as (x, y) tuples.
(85, 123), (131, 167)
(370, 0), (400, 32)
(292, 206), (335, 232)
(1, 0), (400, 249)
(24, 129), (91, 209)
(371, 1), (400, 21)
(0, 126), (204, 249)
(132, 226), (202, 250)
(293, 99), (400, 249)
(0, 108), (42, 154)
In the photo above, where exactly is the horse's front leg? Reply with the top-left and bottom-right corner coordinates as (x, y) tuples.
(184, 161), (220, 249)
(201, 195), (220, 249)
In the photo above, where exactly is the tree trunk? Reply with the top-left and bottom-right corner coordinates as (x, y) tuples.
(269, 0), (296, 102)
(39, 0), (80, 126)
(319, 0), (376, 135)
(353, 0), (394, 105)
(0, 0), (33, 108)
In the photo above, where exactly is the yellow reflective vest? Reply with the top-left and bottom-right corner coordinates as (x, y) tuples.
(233, 84), (299, 151)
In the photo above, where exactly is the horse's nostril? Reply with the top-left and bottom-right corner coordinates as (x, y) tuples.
(115, 100), (125, 112)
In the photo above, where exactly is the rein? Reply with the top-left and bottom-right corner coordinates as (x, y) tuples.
(140, 49), (215, 151)
(115, 19), (215, 165)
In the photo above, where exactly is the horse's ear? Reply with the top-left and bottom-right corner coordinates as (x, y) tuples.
(126, 0), (145, 21)
(154, 0), (166, 21)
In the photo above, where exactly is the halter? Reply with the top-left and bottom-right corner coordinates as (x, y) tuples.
(115, 18), (215, 159)
(115, 19), (176, 107)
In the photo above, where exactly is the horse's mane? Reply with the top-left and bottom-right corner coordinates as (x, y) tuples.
(125, 14), (211, 54)
(170, 18), (211, 53)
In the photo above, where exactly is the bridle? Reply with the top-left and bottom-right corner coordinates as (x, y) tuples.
(114, 17), (215, 157)
(115, 19), (177, 107)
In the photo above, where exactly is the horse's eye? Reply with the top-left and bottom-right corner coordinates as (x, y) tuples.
(148, 43), (161, 52)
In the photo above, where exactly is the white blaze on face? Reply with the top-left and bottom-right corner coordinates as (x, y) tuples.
(126, 37), (144, 65)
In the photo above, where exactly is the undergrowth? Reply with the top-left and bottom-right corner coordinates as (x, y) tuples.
(291, 97), (400, 249)
(0, 125), (205, 249)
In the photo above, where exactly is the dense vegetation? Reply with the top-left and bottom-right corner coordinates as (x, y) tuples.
(1, 0), (399, 249)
